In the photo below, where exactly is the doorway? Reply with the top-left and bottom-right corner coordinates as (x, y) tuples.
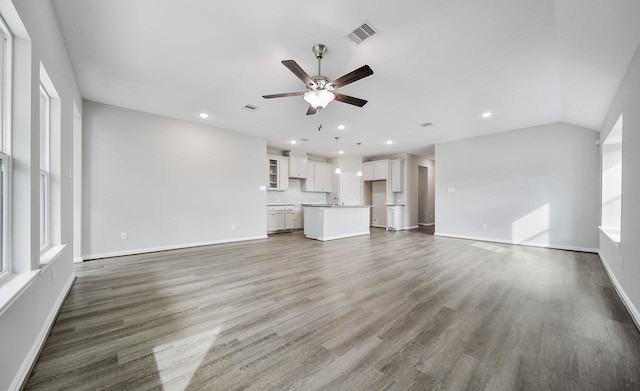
(73, 102), (82, 262)
(418, 165), (428, 225)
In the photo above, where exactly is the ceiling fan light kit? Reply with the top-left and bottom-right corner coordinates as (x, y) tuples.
(263, 44), (373, 115)
(304, 90), (335, 109)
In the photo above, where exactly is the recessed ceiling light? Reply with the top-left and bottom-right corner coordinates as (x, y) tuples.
(481, 112), (493, 118)
(290, 140), (297, 145)
(386, 140), (393, 145)
(338, 124), (346, 130)
(199, 113), (209, 119)
(338, 150), (344, 154)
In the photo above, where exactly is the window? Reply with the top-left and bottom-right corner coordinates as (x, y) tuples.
(40, 85), (50, 252)
(0, 18), (11, 278)
(601, 114), (623, 244)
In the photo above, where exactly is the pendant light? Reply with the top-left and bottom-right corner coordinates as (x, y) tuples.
(356, 142), (363, 177)
(334, 137), (342, 174)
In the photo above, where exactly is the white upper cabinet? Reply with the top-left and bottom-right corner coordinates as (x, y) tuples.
(363, 159), (389, 181)
(304, 161), (332, 192)
(374, 160), (388, 180)
(266, 154), (289, 191)
(314, 162), (332, 192)
(286, 151), (308, 178)
(391, 159), (403, 192)
(362, 161), (374, 181)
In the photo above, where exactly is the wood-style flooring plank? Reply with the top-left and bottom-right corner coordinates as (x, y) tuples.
(24, 227), (640, 390)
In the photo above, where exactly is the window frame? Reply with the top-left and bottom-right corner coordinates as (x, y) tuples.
(0, 16), (12, 280)
(39, 84), (51, 254)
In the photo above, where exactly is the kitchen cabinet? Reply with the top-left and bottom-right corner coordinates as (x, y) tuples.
(362, 162), (374, 180)
(363, 160), (389, 181)
(285, 207), (295, 230)
(285, 151), (308, 178)
(304, 161), (332, 192)
(267, 154), (289, 191)
(293, 206), (303, 229)
(267, 206), (285, 232)
(391, 159), (403, 192)
(374, 160), (388, 180)
(387, 205), (403, 231)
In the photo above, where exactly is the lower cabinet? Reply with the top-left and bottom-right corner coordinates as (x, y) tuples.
(267, 206), (285, 233)
(293, 206), (303, 229)
(387, 205), (403, 231)
(267, 205), (300, 233)
(285, 207), (295, 230)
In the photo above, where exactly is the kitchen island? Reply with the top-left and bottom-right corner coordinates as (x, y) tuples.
(303, 205), (372, 241)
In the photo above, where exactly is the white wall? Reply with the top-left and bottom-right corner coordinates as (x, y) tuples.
(598, 41), (640, 326)
(435, 122), (599, 251)
(0, 0), (81, 389)
(82, 101), (267, 259)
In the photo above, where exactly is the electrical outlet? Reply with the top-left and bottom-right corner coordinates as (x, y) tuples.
(259, 186), (266, 191)
(481, 224), (487, 230)
(121, 232), (128, 240)
(448, 187), (456, 193)
(231, 224), (236, 231)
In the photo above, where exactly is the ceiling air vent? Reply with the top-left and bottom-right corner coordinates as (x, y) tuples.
(243, 104), (258, 111)
(347, 20), (379, 45)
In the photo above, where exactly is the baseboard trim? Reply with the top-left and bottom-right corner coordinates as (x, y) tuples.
(404, 225), (419, 230)
(433, 232), (598, 253)
(11, 273), (76, 391)
(419, 223), (435, 227)
(598, 251), (640, 331)
(73, 256), (83, 263)
(82, 235), (268, 261)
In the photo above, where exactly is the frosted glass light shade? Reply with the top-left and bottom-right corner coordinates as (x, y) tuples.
(357, 170), (363, 177)
(304, 90), (335, 109)
(335, 167), (342, 174)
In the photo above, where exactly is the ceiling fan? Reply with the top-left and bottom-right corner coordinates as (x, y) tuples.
(263, 44), (374, 115)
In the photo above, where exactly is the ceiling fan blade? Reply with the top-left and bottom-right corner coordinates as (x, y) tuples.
(331, 65), (373, 89)
(306, 105), (318, 115)
(334, 93), (368, 107)
(262, 92), (306, 99)
(282, 60), (317, 88)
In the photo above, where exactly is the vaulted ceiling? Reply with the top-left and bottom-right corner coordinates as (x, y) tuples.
(52, 0), (640, 158)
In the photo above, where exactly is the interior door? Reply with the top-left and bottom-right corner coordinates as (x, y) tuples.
(340, 173), (361, 205)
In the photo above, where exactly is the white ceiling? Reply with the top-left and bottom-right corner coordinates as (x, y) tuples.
(51, 0), (640, 159)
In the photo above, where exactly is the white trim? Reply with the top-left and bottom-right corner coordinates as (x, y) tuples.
(9, 273), (75, 391)
(39, 244), (66, 270)
(82, 235), (268, 260)
(73, 256), (83, 263)
(598, 251), (640, 331)
(404, 225), (419, 230)
(433, 232), (598, 253)
(371, 224), (386, 228)
(419, 223), (435, 227)
(307, 231), (370, 241)
(598, 226), (621, 248)
(0, 270), (37, 316)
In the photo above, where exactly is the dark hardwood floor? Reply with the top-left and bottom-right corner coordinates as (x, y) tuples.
(25, 228), (640, 390)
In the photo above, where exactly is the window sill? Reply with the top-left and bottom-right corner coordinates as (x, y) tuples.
(599, 226), (621, 248)
(40, 244), (66, 271)
(0, 270), (39, 317)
